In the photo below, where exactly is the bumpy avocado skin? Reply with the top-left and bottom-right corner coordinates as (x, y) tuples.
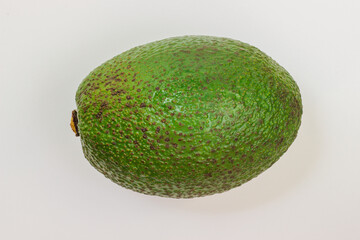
(75, 36), (302, 198)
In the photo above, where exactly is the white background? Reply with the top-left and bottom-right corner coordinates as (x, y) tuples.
(1, 0), (359, 239)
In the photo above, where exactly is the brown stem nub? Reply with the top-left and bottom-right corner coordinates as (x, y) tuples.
(70, 110), (80, 137)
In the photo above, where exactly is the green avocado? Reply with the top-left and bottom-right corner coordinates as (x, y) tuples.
(72, 35), (302, 198)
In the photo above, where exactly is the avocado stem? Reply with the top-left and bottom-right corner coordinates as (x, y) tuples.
(70, 110), (80, 137)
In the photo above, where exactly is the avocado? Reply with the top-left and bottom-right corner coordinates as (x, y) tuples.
(71, 35), (302, 198)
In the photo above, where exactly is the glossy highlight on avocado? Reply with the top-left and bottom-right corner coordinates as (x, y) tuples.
(72, 35), (302, 198)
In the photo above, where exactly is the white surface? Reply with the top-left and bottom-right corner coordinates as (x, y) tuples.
(1, 0), (359, 239)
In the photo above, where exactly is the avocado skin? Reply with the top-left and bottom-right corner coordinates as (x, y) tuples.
(75, 36), (302, 198)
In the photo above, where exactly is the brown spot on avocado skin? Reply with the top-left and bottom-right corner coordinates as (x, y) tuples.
(100, 101), (109, 109)
(277, 137), (284, 146)
(96, 111), (103, 119)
